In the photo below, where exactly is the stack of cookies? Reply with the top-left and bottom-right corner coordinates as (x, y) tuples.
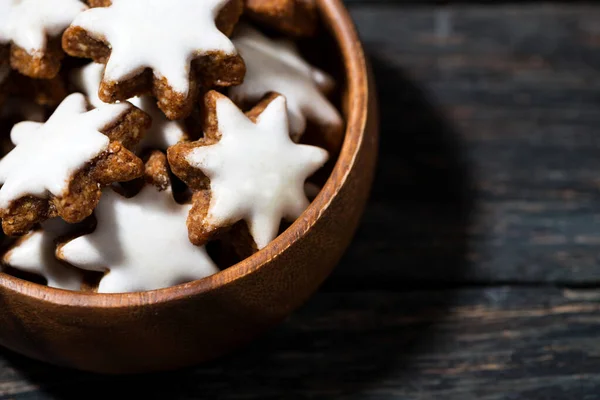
(0, 0), (344, 293)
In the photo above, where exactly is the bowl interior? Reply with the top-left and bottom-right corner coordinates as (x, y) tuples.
(0, 0), (368, 306)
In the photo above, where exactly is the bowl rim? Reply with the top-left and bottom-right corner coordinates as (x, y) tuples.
(0, 0), (369, 307)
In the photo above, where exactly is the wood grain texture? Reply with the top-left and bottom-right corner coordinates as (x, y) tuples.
(331, 3), (600, 287)
(1, 287), (600, 399)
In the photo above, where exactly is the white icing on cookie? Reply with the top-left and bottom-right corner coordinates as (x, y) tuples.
(70, 0), (237, 95)
(0, 93), (131, 209)
(0, 0), (14, 44)
(72, 62), (188, 151)
(2, 0), (87, 54)
(70, 62), (106, 109)
(3, 218), (83, 291)
(130, 97), (188, 151)
(230, 25), (342, 141)
(186, 95), (329, 249)
(58, 185), (219, 293)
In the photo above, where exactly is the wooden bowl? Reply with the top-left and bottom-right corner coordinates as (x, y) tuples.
(0, 0), (378, 374)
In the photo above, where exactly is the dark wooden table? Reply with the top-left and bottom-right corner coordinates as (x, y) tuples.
(3, 1), (600, 399)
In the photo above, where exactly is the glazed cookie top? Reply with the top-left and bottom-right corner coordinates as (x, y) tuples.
(71, 62), (188, 151)
(0, 0), (87, 53)
(169, 92), (329, 249)
(58, 153), (219, 294)
(230, 25), (342, 141)
(69, 0), (238, 95)
(3, 218), (84, 291)
(0, 93), (131, 209)
(70, 62), (110, 110)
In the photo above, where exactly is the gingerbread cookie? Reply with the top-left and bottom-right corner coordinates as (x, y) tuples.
(0, 92), (150, 236)
(168, 91), (328, 249)
(245, 0), (318, 37)
(1, 0), (88, 79)
(230, 25), (343, 154)
(62, 0), (246, 120)
(57, 151), (219, 293)
(72, 62), (189, 152)
(2, 218), (84, 291)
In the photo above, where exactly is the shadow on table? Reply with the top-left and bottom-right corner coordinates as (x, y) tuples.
(2, 52), (475, 399)
(326, 51), (474, 290)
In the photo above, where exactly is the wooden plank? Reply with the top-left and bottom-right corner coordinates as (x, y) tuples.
(332, 4), (600, 286)
(1, 287), (600, 399)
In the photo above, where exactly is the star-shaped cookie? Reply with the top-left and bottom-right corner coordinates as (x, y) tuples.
(230, 25), (343, 153)
(2, 218), (84, 291)
(0, 92), (150, 236)
(245, 0), (318, 37)
(57, 152), (219, 294)
(1, 0), (88, 78)
(63, 0), (246, 120)
(168, 91), (329, 250)
(71, 62), (189, 153)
